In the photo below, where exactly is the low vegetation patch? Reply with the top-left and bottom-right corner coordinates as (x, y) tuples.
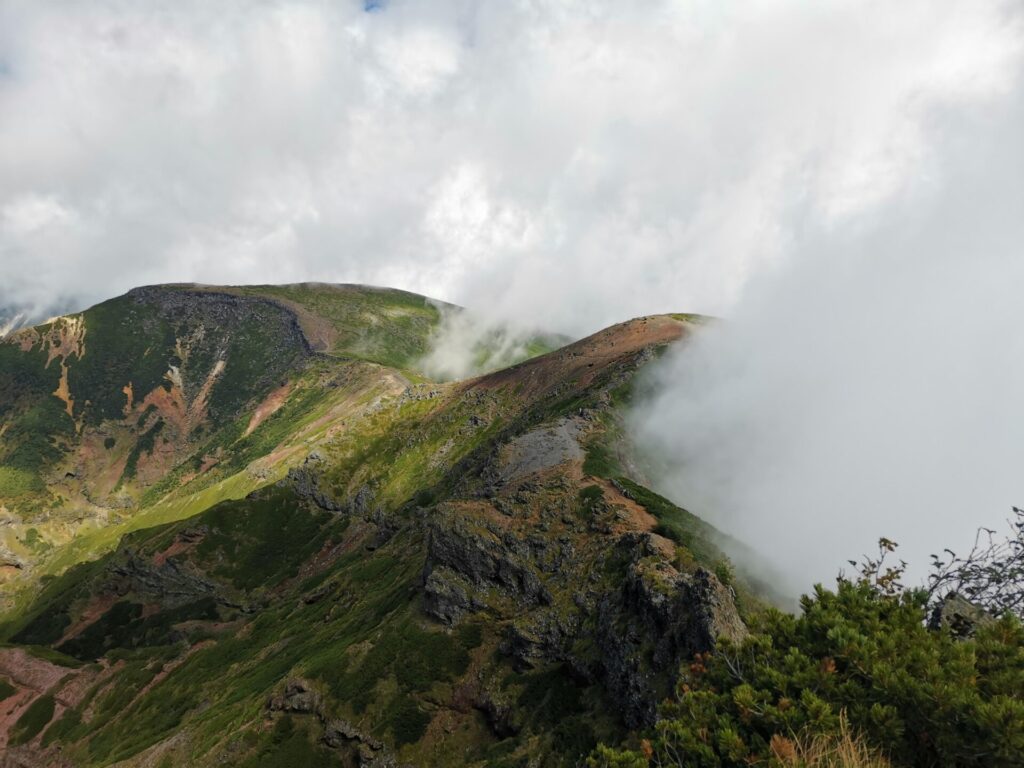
(615, 477), (725, 569)
(195, 488), (333, 590)
(0, 466), (43, 497)
(239, 715), (338, 768)
(10, 693), (55, 746)
(590, 571), (1024, 768)
(58, 598), (218, 660)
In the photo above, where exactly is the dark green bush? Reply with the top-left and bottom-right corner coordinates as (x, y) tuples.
(321, 618), (471, 713)
(41, 706), (82, 746)
(238, 716), (337, 768)
(388, 698), (431, 746)
(58, 598), (217, 659)
(194, 490), (331, 590)
(590, 580), (1024, 768)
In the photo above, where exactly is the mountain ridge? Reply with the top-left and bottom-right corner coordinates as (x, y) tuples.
(0, 282), (744, 767)
(0, 283), (573, 598)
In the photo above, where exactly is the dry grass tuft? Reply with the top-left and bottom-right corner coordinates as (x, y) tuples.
(771, 715), (891, 768)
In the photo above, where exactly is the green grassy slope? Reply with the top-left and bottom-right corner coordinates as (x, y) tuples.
(236, 283), (449, 368)
(0, 286), (429, 609)
(1, 282), (572, 613)
(0, 308), (754, 767)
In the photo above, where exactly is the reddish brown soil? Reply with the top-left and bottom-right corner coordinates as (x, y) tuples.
(52, 360), (75, 419)
(244, 382), (292, 437)
(466, 315), (687, 404)
(42, 316), (86, 368)
(137, 382), (189, 435)
(56, 593), (119, 646)
(152, 532), (203, 567)
(0, 647), (102, 749)
(595, 477), (658, 534)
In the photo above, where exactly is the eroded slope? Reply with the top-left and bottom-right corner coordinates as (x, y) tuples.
(0, 285), (442, 604)
(0, 311), (757, 768)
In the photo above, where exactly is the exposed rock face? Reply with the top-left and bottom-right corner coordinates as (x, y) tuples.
(286, 454), (378, 516)
(421, 506), (551, 624)
(323, 717), (381, 749)
(471, 686), (522, 738)
(423, 566), (483, 624)
(351, 484), (375, 516)
(495, 419), (585, 486)
(594, 535), (747, 727)
(286, 464), (343, 511)
(474, 418), (587, 499)
(266, 679), (404, 767)
(501, 609), (583, 670)
(0, 545), (25, 572)
(420, 493), (748, 729)
(928, 593), (996, 639)
(267, 678), (321, 713)
(106, 549), (218, 608)
(129, 285), (312, 361)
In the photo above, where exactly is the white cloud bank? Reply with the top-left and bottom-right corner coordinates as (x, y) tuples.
(1, 1), (1020, 332)
(3, 0), (1023, 587)
(630, 85), (1024, 592)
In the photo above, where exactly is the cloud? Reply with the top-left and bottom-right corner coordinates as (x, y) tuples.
(2, 1), (1023, 589)
(628, 82), (1024, 594)
(417, 301), (563, 382)
(1, 1), (1020, 334)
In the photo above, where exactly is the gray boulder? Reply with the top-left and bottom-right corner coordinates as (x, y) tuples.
(928, 593), (996, 639)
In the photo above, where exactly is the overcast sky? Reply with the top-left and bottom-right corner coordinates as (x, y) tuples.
(3, 1), (1023, 588)
(1, 0), (1020, 333)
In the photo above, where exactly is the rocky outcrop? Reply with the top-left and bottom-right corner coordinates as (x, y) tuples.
(421, 506), (551, 624)
(421, 494), (747, 729)
(928, 593), (996, 639)
(323, 718), (404, 768)
(267, 678), (321, 713)
(423, 566), (484, 624)
(495, 419), (585, 486)
(106, 549), (218, 608)
(592, 534), (747, 728)
(501, 608), (583, 670)
(0, 544), (25, 572)
(322, 717), (382, 751)
(286, 454), (379, 517)
(472, 686), (522, 738)
(265, 679), (404, 767)
(286, 464), (343, 511)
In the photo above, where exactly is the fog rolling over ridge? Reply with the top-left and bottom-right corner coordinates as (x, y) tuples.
(3, 0), (1024, 593)
(627, 90), (1024, 595)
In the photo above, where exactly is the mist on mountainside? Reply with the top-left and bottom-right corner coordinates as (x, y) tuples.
(417, 304), (570, 381)
(627, 90), (1024, 597)
(4, 0), (1024, 600)
(0, 308), (28, 338)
